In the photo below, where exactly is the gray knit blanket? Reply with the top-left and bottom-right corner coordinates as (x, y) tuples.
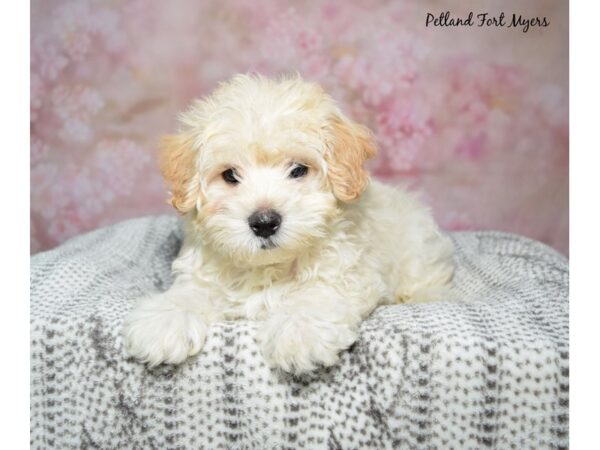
(30, 216), (569, 450)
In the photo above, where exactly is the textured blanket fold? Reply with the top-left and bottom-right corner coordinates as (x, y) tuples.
(30, 216), (569, 449)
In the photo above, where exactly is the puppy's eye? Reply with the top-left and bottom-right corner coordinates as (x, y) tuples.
(222, 168), (239, 184)
(289, 164), (309, 179)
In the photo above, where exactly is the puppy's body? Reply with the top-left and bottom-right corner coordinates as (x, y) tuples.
(123, 75), (454, 374)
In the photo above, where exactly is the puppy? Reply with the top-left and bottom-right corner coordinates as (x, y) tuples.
(123, 74), (454, 374)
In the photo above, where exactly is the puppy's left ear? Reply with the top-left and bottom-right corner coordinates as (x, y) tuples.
(325, 114), (377, 202)
(158, 133), (200, 214)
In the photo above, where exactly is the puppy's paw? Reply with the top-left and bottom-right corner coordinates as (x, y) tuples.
(122, 295), (208, 366)
(257, 314), (358, 374)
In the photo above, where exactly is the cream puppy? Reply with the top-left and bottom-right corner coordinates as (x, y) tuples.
(123, 74), (454, 374)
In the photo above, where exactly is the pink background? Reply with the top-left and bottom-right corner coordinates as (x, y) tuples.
(31, 0), (568, 255)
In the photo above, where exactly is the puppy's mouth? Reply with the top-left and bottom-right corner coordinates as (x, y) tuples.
(259, 238), (277, 250)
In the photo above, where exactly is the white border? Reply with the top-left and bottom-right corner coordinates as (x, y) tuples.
(571, 0), (600, 446)
(0, 1), (30, 448)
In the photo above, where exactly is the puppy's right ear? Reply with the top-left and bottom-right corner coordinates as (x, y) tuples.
(158, 133), (200, 214)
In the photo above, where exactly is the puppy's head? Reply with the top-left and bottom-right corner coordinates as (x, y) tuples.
(160, 74), (376, 265)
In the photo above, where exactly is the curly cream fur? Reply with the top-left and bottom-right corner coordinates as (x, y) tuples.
(123, 74), (455, 374)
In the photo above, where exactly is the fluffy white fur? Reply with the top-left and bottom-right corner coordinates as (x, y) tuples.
(122, 74), (454, 374)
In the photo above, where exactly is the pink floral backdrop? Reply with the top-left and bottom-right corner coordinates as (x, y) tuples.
(31, 0), (569, 255)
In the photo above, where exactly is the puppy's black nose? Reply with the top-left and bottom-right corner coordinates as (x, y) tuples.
(248, 209), (282, 238)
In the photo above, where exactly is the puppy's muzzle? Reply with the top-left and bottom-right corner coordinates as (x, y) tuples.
(248, 209), (282, 238)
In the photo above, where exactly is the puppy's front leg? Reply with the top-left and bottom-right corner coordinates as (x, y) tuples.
(122, 278), (216, 366)
(258, 286), (374, 374)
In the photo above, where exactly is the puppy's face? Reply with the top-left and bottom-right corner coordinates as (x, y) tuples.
(160, 75), (376, 265)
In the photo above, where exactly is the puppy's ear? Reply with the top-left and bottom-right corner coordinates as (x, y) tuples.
(325, 115), (377, 202)
(158, 133), (200, 214)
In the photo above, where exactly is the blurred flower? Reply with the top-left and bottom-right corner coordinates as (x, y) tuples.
(375, 99), (433, 171)
(30, 138), (49, 166)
